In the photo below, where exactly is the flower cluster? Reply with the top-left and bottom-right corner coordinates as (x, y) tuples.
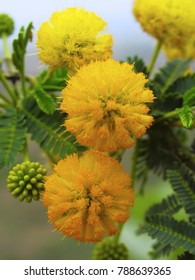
(36, 7), (112, 72)
(61, 59), (154, 152)
(93, 239), (129, 260)
(133, 0), (195, 59)
(41, 7), (154, 243)
(44, 150), (133, 242)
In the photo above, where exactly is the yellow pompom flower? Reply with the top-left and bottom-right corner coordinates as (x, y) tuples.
(133, 0), (195, 59)
(61, 59), (154, 152)
(43, 150), (134, 242)
(36, 8), (112, 71)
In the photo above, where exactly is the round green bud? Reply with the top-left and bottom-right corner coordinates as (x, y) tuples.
(92, 239), (129, 260)
(7, 161), (47, 202)
(26, 183), (32, 190)
(24, 175), (30, 182)
(30, 178), (37, 184)
(22, 189), (28, 197)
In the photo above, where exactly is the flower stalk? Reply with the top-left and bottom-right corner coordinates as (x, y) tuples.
(147, 40), (162, 76)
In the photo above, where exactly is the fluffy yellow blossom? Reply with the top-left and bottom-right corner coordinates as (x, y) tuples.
(43, 150), (134, 242)
(36, 8), (112, 71)
(61, 59), (154, 152)
(133, 0), (195, 59)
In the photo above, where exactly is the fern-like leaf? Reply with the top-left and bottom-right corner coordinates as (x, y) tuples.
(168, 74), (195, 94)
(150, 241), (174, 259)
(22, 97), (81, 158)
(12, 22), (33, 72)
(33, 85), (56, 114)
(146, 194), (182, 216)
(126, 55), (148, 75)
(153, 59), (191, 95)
(37, 67), (68, 92)
(166, 165), (195, 223)
(138, 215), (195, 255)
(0, 108), (26, 169)
(183, 86), (195, 107)
(176, 105), (193, 128)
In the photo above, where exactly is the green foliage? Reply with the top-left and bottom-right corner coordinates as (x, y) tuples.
(168, 74), (195, 94)
(126, 55), (148, 75)
(139, 215), (195, 255)
(33, 85), (56, 115)
(152, 59), (191, 96)
(183, 86), (195, 107)
(167, 164), (195, 224)
(22, 97), (80, 158)
(146, 194), (182, 216)
(176, 105), (193, 128)
(138, 162), (195, 258)
(0, 108), (26, 169)
(12, 22), (33, 72)
(37, 67), (68, 92)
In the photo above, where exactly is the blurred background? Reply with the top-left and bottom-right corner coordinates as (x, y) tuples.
(0, 0), (170, 260)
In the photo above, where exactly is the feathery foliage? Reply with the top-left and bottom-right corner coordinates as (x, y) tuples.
(22, 97), (81, 158)
(0, 108), (26, 169)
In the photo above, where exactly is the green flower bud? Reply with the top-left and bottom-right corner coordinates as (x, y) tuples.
(0, 14), (14, 37)
(7, 161), (47, 202)
(92, 239), (129, 260)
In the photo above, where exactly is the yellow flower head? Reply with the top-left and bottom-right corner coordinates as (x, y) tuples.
(133, 0), (195, 59)
(36, 7), (112, 71)
(61, 59), (154, 152)
(43, 150), (134, 242)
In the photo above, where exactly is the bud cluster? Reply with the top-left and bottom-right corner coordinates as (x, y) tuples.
(0, 14), (14, 37)
(7, 161), (47, 202)
(92, 239), (129, 260)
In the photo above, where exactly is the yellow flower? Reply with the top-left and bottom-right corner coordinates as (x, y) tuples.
(61, 59), (154, 152)
(133, 0), (195, 59)
(36, 8), (112, 71)
(43, 150), (134, 242)
(163, 43), (195, 60)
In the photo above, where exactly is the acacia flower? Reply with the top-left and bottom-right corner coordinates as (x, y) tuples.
(43, 150), (134, 242)
(36, 8), (112, 71)
(133, 0), (195, 59)
(61, 59), (154, 152)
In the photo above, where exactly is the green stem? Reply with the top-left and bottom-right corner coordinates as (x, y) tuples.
(2, 32), (16, 74)
(156, 106), (195, 123)
(0, 92), (12, 104)
(0, 72), (17, 103)
(147, 40), (162, 77)
(0, 102), (8, 109)
(113, 224), (123, 245)
(21, 59), (26, 97)
(23, 139), (30, 161)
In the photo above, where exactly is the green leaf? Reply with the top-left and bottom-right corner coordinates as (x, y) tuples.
(22, 97), (82, 158)
(153, 59), (191, 95)
(183, 86), (195, 107)
(126, 55), (148, 75)
(176, 105), (193, 128)
(33, 86), (56, 114)
(146, 194), (182, 216)
(168, 73), (195, 94)
(167, 165), (195, 223)
(37, 67), (68, 92)
(150, 241), (174, 259)
(139, 215), (195, 255)
(12, 22), (33, 72)
(0, 108), (26, 169)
